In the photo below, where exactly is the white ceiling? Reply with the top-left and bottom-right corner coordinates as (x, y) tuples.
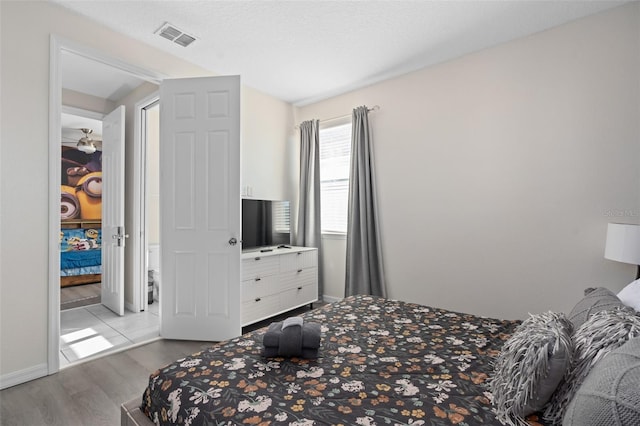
(61, 112), (103, 147)
(62, 51), (149, 102)
(53, 0), (627, 106)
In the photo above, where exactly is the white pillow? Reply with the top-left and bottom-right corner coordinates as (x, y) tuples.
(617, 278), (640, 311)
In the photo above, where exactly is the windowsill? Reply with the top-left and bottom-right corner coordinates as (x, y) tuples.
(322, 232), (346, 241)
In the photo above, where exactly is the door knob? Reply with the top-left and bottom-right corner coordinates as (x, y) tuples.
(112, 226), (129, 247)
(228, 237), (238, 246)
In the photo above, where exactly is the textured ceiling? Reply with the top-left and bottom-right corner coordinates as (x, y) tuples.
(53, 0), (627, 106)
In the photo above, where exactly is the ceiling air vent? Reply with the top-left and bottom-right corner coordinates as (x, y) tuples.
(155, 22), (196, 47)
(174, 33), (196, 47)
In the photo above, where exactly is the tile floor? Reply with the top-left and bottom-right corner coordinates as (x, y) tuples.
(60, 302), (160, 367)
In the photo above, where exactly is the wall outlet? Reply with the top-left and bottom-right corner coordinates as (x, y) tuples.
(241, 185), (253, 197)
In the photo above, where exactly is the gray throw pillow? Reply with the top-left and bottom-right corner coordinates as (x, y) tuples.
(489, 311), (573, 426)
(567, 287), (624, 329)
(544, 308), (640, 424)
(563, 337), (640, 426)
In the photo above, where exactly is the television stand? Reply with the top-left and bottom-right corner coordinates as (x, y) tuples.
(241, 246), (318, 326)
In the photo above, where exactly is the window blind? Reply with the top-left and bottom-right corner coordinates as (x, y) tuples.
(319, 123), (352, 234)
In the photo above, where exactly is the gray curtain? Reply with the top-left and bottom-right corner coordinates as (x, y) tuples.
(345, 106), (387, 297)
(296, 119), (323, 299)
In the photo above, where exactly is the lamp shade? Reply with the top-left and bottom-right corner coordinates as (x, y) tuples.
(604, 223), (640, 265)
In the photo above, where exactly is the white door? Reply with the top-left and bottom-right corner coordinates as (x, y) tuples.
(101, 106), (126, 316)
(160, 76), (241, 341)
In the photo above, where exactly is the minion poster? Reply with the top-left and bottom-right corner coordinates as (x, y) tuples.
(61, 147), (102, 221)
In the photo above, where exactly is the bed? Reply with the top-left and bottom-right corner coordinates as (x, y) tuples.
(125, 295), (553, 426)
(60, 227), (102, 287)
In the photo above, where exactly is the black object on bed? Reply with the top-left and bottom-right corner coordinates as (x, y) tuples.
(141, 295), (547, 425)
(263, 317), (321, 358)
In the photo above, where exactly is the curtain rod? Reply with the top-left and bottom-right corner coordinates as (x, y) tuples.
(320, 105), (380, 124)
(296, 105), (380, 129)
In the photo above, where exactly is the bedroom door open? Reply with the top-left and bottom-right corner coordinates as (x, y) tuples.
(159, 75), (241, 341)
(101, 105), (126, 316)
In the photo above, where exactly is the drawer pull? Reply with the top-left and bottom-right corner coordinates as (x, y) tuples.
(297, 286), (303, 290)
(297, 269), (303, 273)
(254, 257), (261, 261)
(255, 297), (261, 302)
(255, 277), (261, 282)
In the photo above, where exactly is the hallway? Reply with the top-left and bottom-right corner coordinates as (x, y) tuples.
(60, 303), (159, 367)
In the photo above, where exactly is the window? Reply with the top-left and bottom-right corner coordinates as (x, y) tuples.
(272, 200), (291, 234)
(319, 122), (352, 234)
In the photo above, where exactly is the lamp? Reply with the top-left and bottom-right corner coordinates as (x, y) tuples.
(604, 223), (640, 279)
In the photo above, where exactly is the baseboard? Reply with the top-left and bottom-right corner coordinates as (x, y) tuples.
(127, 301), (157, 312)
(125, 301), (138, 313)
(322, 295), (342, 304)
(0, 363), (48, 390)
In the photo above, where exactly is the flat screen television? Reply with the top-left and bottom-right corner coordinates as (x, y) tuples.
(242, 198), (291, 251)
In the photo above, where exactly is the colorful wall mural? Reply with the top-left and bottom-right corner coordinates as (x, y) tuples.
(60, 147), (102, 221)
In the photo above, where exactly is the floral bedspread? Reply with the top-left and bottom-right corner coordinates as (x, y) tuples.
(142, 295), (541, 425)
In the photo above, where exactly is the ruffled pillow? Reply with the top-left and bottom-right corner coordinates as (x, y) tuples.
(489, 311), (573, 426)
(567, 287), (625, 329)
(544, 307), (640, 424)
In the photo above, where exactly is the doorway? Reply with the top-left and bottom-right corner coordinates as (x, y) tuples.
(49, 37), (164, 372)
(58, 103), (161, 367)
(49, 36), (242, 375)
(60, 108), (104, 311)
(141, 101), (161, 308)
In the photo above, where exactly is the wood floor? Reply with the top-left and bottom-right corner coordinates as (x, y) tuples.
(0, 339), (211, 426)
(60, 282), (101, 310)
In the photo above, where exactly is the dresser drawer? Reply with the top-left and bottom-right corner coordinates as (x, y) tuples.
(279, 268), (317, 292)
(280, 284), (317, 308)
(242, 275), (278, 302)
(242, 255), (279, 280)
(279, 250), (317, 273)
(242, 294), (280, 326)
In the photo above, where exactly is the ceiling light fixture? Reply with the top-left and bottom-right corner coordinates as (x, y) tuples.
(77, 128), (97, 154)
(155, 22), (196, 47)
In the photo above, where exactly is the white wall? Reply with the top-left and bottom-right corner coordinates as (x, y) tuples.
(0, 0), (292, 383)
(62, 88), (116, 114)
(320, 235), (347, 301)
(241, 89), (297, 202)
(146, 105), (161, 246)
(297, 3), (640, 318)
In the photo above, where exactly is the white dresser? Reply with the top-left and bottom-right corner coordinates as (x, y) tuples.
(241, 246), (318, 326)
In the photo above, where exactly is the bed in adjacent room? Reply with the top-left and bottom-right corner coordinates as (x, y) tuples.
(124, 295), (540, 425)
(60, 227), (102, 287)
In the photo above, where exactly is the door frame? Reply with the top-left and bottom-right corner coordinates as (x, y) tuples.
(132, 94), (160, 312)
(48, 35), (165, 374)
